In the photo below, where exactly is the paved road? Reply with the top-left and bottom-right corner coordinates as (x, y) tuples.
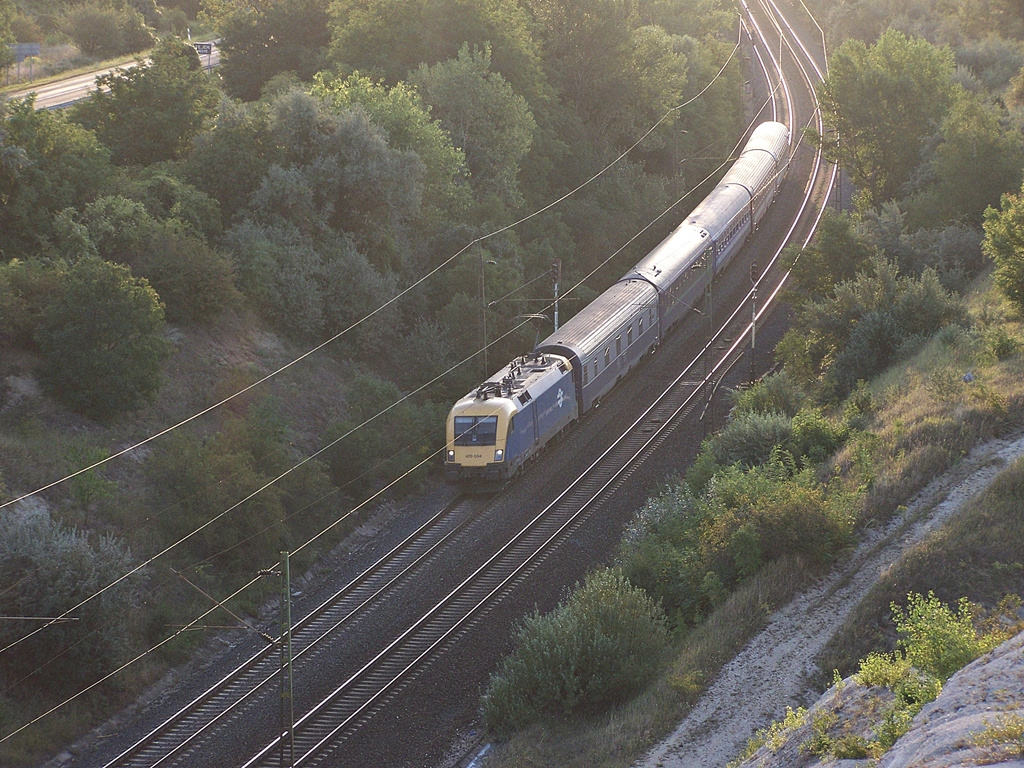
(4, 42), (219, 109)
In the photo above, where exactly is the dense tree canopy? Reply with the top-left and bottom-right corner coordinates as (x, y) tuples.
(72, 38), (220, 165)
(983, 182), (1024, 313)
(0, 98), (112, 258)
(218, 0), (331, 100)
(811, 30), (957, 209)
(412, 45), (535, 208)
(35, 257), (170, 419)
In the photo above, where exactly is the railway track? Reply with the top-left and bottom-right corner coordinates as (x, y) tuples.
(83, 2), (834, 766)
(101, 495), (490, 768)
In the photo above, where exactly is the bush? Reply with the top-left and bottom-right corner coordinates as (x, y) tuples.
(892, 591), (999, 681)
(137, 221), (239, 324)
(483, 569), (669, 734)
(729, 370), (807, 419)
(34, 257), (169, 420)
(0, 505), (139, 690)
(0, 259), (63, 349)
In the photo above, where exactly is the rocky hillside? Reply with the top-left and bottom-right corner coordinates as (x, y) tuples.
(736, 628), (1024, 768)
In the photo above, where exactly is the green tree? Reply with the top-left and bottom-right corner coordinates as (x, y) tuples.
(59, 3), (154, 57)
(35, 257), (170, 419)
(0, 97), (112, 258)
(783, 210), (872, 304)
(0, 508), (139, 688)
(218, 0), (330, 101)
(916, 91), (1023, 227)
(811, 30), (956, 209)
(72, 38), (220, 165)
(412, 44), (535, 208)
(0, 0), (14, 68)
(483, 568), (669, 733)
(311, 72), (470, 226)
(328, 0), (545, 104)
(183, 99), (278, 222)
(983, 182), (1024, 314)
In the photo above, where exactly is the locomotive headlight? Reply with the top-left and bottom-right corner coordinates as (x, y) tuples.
(447, 450), (455, 462)
(494, 449), (504, 462)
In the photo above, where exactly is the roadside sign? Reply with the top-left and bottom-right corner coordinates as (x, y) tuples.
(193, 43), (213, 55)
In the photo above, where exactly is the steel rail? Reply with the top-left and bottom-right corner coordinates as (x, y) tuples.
(101, 494), (488, 768)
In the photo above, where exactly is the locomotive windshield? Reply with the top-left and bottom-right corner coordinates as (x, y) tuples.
(454, 416), (498, 446)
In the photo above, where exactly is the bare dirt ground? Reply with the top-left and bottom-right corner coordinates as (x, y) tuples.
(633, 430), (1024, 768)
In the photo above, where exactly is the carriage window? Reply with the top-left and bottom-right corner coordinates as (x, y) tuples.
(454, 415), (498, 446)
(639, 317), (644, 335)
(604, 348), (610, 366)
(616, 335), (622, 356)
(583, 364), (589, 385)
(627, 327), (633, 345)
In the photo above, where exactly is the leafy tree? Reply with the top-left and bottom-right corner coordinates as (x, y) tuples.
(257, 88), (425, 269)
(35, 257), (170, 419)
(218, 0), (330, 101)
(136, 220), (240, 324)
(0, 0), (14, 68)
(72, 38), (220, 165)
(183, 98), (277, 222)
(59, 3), (154, 58)
(983, 182), (1024, 314)
(328, 0), (545, 104)
(811, 30), (956, 209)
(311, 72), (470, 227)
(783, 210), (872, 304)
(412, 44), (535, 208)
(51, 195), (156, 266)
(0, 98), (112, 258)
(528, 0), (632, 126)
(779, 258), (967, 397)
(0, 258), (63, 348)
(911, 91), (1023, 227)
(130, 171), (223, 240)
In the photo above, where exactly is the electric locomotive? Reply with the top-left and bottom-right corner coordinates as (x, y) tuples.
(445, 121), (790, 484)
(445, 352), (578, 482)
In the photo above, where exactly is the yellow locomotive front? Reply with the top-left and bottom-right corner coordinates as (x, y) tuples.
(445, 390), (516, 482)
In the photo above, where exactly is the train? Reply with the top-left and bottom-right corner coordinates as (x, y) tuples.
(444, 121), (791, 483)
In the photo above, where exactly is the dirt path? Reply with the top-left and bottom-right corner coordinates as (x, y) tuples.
(634, 431), (1024, 768)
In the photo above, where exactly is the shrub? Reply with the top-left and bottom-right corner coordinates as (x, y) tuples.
(892, 591), (998, 681)
(0, 259), (63, 349)
(0, 505), (140, 690)
(790, 407), (847, 465)
(729, 370), (807, 419)
(483, 569), (669, 734)
(137, 221), (239, 324)
(34, 257), (170, 420)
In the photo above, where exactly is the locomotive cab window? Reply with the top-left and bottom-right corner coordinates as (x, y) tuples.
(454, 415), (498, 446)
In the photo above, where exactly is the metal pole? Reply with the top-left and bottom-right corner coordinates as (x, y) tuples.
(551, 259), (561, 332)
(749, 262), (758, 384)
(703, 253), (714, 437)
(480, 252), (487, 378)
(280, 551), (294, 768)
